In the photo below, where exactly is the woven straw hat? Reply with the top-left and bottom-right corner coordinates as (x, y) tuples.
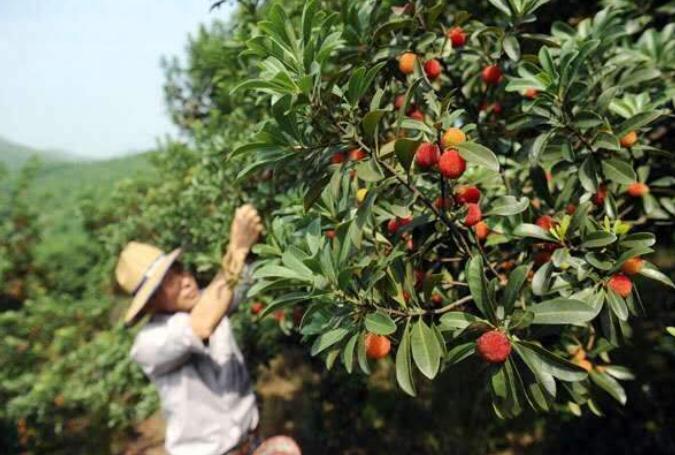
(115, 241), (182, 325)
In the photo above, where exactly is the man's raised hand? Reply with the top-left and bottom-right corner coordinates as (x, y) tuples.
(229, 204), (263, 254)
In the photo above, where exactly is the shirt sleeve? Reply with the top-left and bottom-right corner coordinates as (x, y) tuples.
(130, 312), (207, 377)
(227, 262), (254, 315)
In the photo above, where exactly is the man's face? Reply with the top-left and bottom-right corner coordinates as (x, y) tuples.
(149, 262), (200, 313)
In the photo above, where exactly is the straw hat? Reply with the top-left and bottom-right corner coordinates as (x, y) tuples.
(115, 241), (182, 325)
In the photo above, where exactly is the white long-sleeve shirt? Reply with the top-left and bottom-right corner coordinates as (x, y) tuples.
(130, 267), (258, 455)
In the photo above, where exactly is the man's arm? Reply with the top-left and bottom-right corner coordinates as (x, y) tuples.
(190, 204), (261, 339)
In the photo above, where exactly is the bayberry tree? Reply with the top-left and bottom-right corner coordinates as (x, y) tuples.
(229, 0), (675, 416)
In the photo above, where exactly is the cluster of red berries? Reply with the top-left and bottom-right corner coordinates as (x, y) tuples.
(398, 27), (502, 88)
(331, 148), (367, 164)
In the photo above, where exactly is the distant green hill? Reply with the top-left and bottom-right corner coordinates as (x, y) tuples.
(0, 135), (79, 172)
(0, 135), (158, 236)
(28, 152), (157, 234)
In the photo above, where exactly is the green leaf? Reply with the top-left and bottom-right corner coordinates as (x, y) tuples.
(513, 223), (556, 241)
(620, 232), (655, 248)
(354, 160), (384, 182)
(364, 311), (397, 335)
(394, 138), (421, 172)
(466, 255), (496, 322)
(538, 46), (555, 76)
(589, 371), (627, 405)
(509, 310), (534, 331)
(311, 328), (350, 356)
(362, 109), (387, 138)
(616, 110), (665, 137)
(569, 201), (592, 232)
(531, 262), (552, 297)
(300, 0), (318, 44)
(529, 298), (599, 324)
(491, 365), (507, 398)
(606, 291), (628, 321)
(516, 341), (588, 381)
(456, 142), (500, 172)
(513, 343), (556, 397)
(395, 321), (416, 396)
(357, 331), (371, 374)
(438, 312), (485, 331)
(447, 342), (475, 365)
(574, 111), (604, 129)
(503, 265), (530, 316)
(529, 131), (552, 164)
(253, 264), (313, 282)
(579, 156), (599, 193)
(581, 231), (617, 248)
(503, 35), (520, 61)
(282, 247), (314, 277)
(593, 132), (620, 151)
(341, 333), (358, 374)
(603, 365), (634, 381)
(487, 196), (529, 216)
(411, 319), (441, 379)
(639, 263), (675, 289)
(488, 0), (512, 16)
(602, 159), (637, 185)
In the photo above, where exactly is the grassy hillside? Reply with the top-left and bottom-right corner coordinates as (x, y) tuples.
(28, 152), (156, 235)
(0, 136), (78, 172)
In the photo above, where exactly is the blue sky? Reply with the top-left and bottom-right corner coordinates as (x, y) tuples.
(0, 0), (234, 159)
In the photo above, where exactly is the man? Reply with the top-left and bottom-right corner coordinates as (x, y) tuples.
(115, 204), (300, 455)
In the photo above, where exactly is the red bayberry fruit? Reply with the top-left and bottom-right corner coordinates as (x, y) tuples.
(534, 251), (552, 266)
(620, 131), (638, 148)
(387, 218), (400, 235)
(431, 293), (443, 305)
(399, 216), (413, 228)
(464, 203), (482, 227)
(434, 196), (452, 210)
(566, 204), (576, 215)
(476, 330), (511, 363)
(524, 88), (539, 99)
(349, 148), (366, 161)
(627, 182), (649, 197)
(273, 310), (286, 321)
(394, 94), (406, 110)
(325, 229), (336, 240)
(621, 257), (644, 275)
(424, 59), (442, 80)
(438, 149), (466, 178)
(250, 302), (265, 315)
(593, 184), (607, 206)
(403, 290), (411, 302)
(448, 26), (466, 47)
(399, 52), (417, 74)
(491, 102), (502, 114)
(415, 142), (440, 168)
(365, 333), (391, 359)
(415, 269), (426, 290)
(482, 64), (502, 85)
(455, 185), (481, 204)
(608, 274), (632, 298)
(408, 108), (424, 121)
(331, 152), (345, 164)
(442, 127), (466, 148)
(474, 221), (490, 241)
(536, 215), (556, 231)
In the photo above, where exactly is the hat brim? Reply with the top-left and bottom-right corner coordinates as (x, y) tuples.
(124, 247), (182, 325)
